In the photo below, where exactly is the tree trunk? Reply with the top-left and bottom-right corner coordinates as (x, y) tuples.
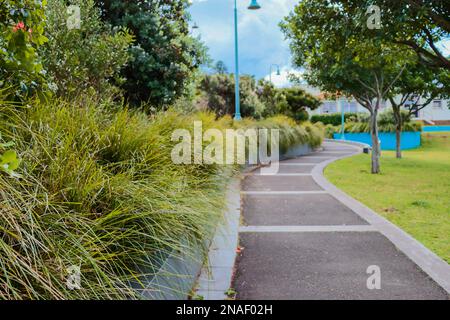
(392, 105), (402, 159)
(396, 122), (402, 159)
(370, 110), (381, 174)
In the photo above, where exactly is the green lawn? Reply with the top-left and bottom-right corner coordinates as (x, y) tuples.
(325, 132), (450, 263)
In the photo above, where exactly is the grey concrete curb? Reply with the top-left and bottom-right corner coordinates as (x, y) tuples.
(324, 138), (371, 149)
(311, 143), (450, 294)
(194, 178), (241, 300)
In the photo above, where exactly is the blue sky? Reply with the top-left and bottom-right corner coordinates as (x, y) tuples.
(188, 0), (300, 87)
(188, 0), (450, 88)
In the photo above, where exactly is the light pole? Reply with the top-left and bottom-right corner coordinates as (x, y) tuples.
(234, 0), (261, 121)
(269, 64), (281, 84)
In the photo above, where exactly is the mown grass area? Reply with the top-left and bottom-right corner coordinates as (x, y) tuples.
(0, 97), (323, 299)
(325, 132), (450, 263)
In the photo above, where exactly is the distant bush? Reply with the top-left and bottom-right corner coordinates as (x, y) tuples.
(234, 115), (324, 153)
(322, 110), (422, 136)
(344, 121), (422, 133)
(310, 112), (360, 126)
(378, 109), (412, 127)
(198, 74), (266, 119)
(258, 81), (320, 121)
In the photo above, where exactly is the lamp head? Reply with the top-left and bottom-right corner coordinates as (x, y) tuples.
(248, 0), (261, 10)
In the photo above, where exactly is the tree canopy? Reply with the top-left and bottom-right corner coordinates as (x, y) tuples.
(281, 0), (417, 173)
(322, 1), (450, 71)
(96, 0), (209, 107)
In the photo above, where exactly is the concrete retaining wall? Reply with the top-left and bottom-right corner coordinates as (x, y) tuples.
(333, 132), (421, 150)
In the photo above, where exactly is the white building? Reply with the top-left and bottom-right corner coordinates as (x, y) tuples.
(304, 86), (450, 125)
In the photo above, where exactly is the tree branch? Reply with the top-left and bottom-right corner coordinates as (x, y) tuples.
(382, 64), (406, 97)
(356, 78), (377, 96)
(423, 28), (450, 67)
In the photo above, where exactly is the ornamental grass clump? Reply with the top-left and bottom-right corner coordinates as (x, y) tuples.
(0, 96), (323, 299)
(0, 97), (232, 299)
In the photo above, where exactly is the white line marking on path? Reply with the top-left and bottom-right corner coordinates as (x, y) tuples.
(239, 225), (377, 233)
(278, 163), (316, 166)
(244, 173), (312, 177)
(301, 156), (337, 159)
(313, 151), (355, 154)
(241, 191), (327, 195)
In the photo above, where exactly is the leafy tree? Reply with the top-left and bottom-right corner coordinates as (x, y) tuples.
(0, 0), (49, 99)
(257, 80), (320, 121)
(257, 80), (289, 117)
(281, 0), (409, 173)
(388, 59), (449, 158)
(214, 60), (228, 75)
(198, 74), (265, 118)
(333, 1), (450, 71)
(282, 87), (321, 121)
(43, 0), (133, 99)
(96, 0), (209, 108)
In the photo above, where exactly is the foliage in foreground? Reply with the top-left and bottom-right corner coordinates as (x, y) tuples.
(0, 98), (323, 299)
(0, 0), (48, 99)
(0, 99), (228, 299)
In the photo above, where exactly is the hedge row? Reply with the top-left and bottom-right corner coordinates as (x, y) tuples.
(310, 113), (360, 126)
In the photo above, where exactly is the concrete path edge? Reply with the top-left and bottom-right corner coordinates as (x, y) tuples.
(312, 140), (450, 294)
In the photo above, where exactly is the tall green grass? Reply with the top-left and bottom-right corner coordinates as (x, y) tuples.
(0, 97), (323, 299)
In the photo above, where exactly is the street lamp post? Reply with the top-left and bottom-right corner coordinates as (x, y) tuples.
(269, 64), (281, 84)
(234, 0), (261, 121)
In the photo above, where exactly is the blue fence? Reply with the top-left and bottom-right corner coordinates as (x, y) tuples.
(423, 126), (450, 132)
(333, 132), (421, 150)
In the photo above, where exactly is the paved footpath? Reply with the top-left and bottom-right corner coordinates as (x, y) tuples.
(233, 141), (450, 300)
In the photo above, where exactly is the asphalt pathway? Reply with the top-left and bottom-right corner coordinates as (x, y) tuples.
(233, 141), (449, 300)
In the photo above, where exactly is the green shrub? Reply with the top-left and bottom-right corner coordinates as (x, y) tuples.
(198, 74), (266, 119)
(42, 0), (134, 99)
(324, 109), (422, 135)
(324, 123), (338, 138)
(0, 0), (49, 99)
(258, 81), (320, 120)
(311, 112), (360, 126)
(378, 109), (412, 127)
(294, 109), (310, 122)
(234, 115), (324, 153)
(345, 121), (422, 133)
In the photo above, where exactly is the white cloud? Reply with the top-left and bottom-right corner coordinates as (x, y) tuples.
(264, 66), (303, 88)
(190, 0), (299, 78)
